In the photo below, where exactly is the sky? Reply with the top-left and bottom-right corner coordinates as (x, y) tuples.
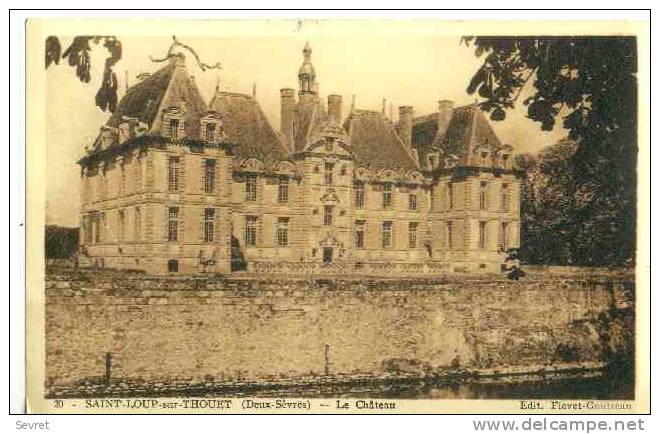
(45, 20), (568, 227)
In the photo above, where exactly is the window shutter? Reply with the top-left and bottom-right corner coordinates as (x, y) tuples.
(257, 216), (263, 246)
(179, 206), (185, 242)
(200, 208), (206, 242)
(485, 183), (491, 211)
(216, 160), (222, 196)
(179, 154), (186, 192)
(214, 209), (222, 244)
(201, 159), (206, 194)
(179, 120), (186, 139)
(273, 218), (278, 246)
(163, 207), (169, 241)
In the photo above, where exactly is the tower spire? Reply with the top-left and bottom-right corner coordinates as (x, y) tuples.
(298, 42), (317, 96)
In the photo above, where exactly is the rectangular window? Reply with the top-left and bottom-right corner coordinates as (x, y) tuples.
(409, 193), (417, 211)
(447, 183), (454, 210)
(167, 156), (180, 192)
(382, 184), (392, 209)
(83, 215), (91, 244)
(479, 181), (487, 210)
(204, 159), (216, 194)
(278, 177), (289, 203)
(118, 209), (125, 241)
(324, 205), (333, 226)
(169, 119), (179, 139)
(382, 221), (393, 248)
(245, 216), (257, 247)
(120, 164), (126, 193)
(408, 222), (418, 248)
(245, 174), (257, 202)
(354, 182), (365, 209)
(97, 212), (105, 243)
(204, 208), (215, 243)
(500, 222), (509, 249)
(446, 221), (453, 250)
(137, 156), (143, 190)
(430, 186), (435, 211)
(205, 123), (216, 142)
(101, 171), (107, 198)
(324, 162), (334, 186)
(134, 206), (141, 241)
(501, 183), (510, 211)
(479, 221), (487, 249)
(167, 207), (179, 242)
(355, 220), (365, 249)
(276, 217), (289, 247)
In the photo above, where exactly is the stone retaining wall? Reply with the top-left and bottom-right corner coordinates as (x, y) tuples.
(45, 270), (634, 395)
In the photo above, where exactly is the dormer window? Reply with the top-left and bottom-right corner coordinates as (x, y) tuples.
(118, 117), (139, 144)
(169, 119), (180, 139)
(163, 106), (186, 141)
(200, 111), (222, 144)
(205, 123), (216, 142)
(501, 153), (510, 169)
(426, 150), (441, 171)
(480, 151), (490, 166)
(97, 126), (118, 150)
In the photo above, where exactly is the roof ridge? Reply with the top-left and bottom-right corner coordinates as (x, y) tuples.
(218, 91), (253, 98)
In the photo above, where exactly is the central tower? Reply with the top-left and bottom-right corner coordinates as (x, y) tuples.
(298, 42), (317, 96)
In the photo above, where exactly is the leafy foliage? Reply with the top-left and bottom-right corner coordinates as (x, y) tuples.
(45, 35), (122, 112)
(516, 138), (633, 266)
(45, 225), (79, 259)
(465, 37), (637, 266)
(45, 35), (221, 114)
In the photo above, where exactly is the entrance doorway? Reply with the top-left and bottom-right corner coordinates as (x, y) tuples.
(323, 247), (333, 263)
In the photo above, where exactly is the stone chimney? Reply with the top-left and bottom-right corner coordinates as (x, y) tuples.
(437, 100), (454, 137)
(327, 94), (342, 124)
(280, 88), (296, 150)
(398, 106), (413, 149)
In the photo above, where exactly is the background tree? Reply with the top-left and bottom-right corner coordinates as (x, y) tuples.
(46, 35), (122, 112)
(516, 139), (576, 264)
(464, 37), (637, 266)
(45, 225), (79, 260)
(45, 35), (221, 114)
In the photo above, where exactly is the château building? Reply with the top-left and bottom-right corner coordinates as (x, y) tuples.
(77, 43), (521, 275)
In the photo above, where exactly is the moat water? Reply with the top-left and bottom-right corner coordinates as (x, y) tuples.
(353, 376), (633, 400)
(203, 371), (634, 400)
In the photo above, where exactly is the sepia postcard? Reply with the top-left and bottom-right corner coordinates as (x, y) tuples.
(25, 17), (649, 414)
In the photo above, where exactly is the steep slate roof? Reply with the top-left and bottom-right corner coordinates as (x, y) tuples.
(107, 62), (175, 129)
(106, 54), (208, 141)
(343, 110), (421, 172)
(293, 98), (327, 152)
(208, 91), (291, 167)
(412, 104), (503, 166)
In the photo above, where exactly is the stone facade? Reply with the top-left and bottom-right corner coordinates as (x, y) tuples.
(78, 45), (521, 275)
